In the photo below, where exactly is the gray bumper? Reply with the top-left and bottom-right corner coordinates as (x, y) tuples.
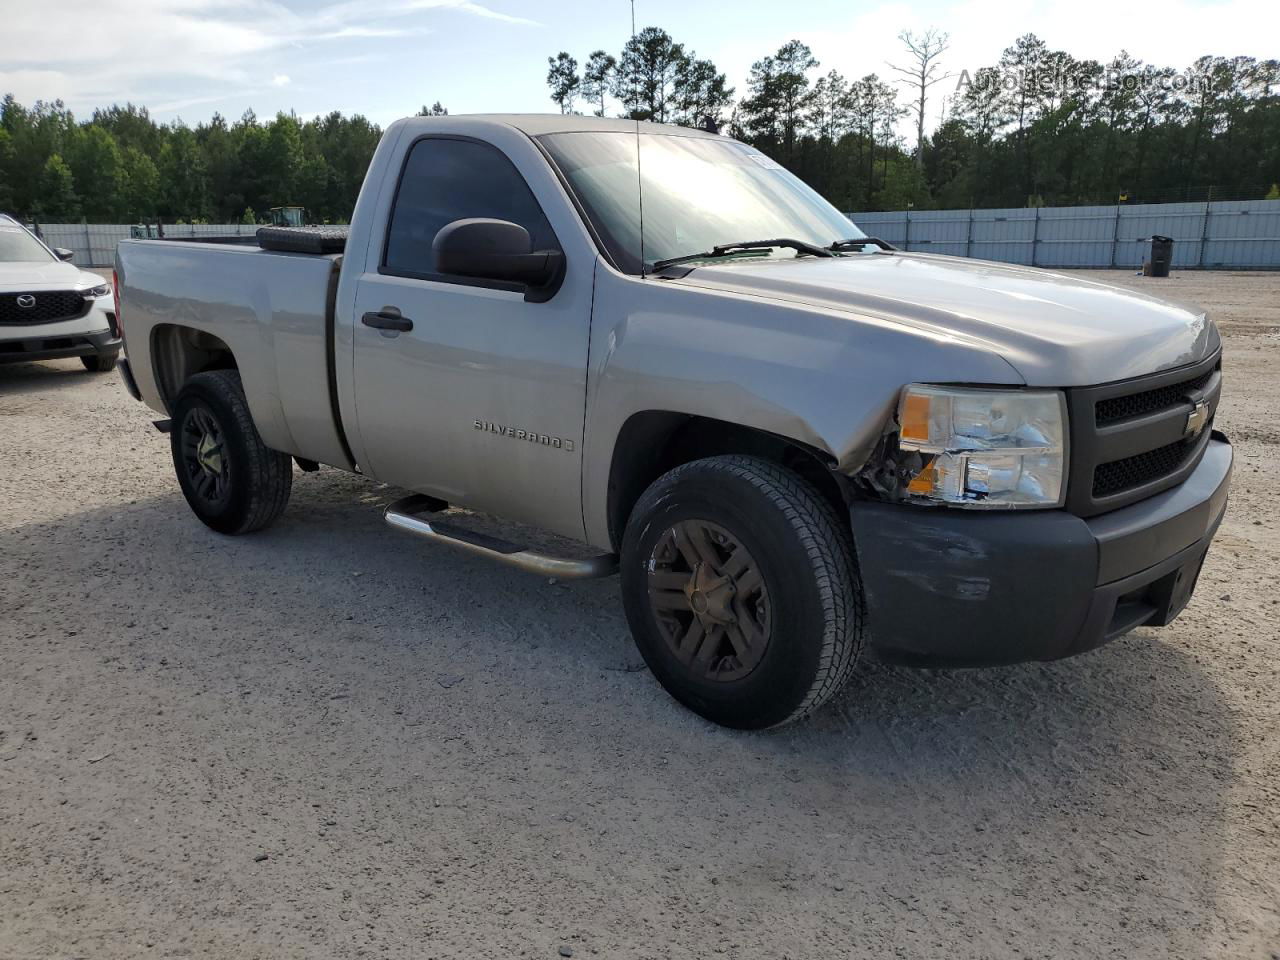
(850, 434), (1232, 666)
(0, 328), (121, 365)
(117, 354), (142, 400)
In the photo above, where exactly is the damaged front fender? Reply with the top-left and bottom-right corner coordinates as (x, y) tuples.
(579, 261), (1023, 548)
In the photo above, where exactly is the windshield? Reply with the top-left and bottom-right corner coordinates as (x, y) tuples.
(538, 131), (864, 274)
(0, 224), (55, 263)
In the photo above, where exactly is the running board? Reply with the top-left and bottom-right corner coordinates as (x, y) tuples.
(383, 495), (619, 580)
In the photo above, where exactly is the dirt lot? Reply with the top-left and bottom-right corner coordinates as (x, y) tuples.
(1, 270), (1277, 959)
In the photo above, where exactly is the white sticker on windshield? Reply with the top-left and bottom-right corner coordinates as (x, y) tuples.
(746, 153), (784, 170)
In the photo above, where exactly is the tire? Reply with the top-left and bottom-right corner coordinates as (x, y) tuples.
(620, 455), (864, 729)
(170, 369), (292, 535)
(81, 350), (119, 372)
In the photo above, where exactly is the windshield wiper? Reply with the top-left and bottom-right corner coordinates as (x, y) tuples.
(652, 238), (835, 272)
(828, 237), (898, 252)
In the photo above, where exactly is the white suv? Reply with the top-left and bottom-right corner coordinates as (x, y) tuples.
(0, 214), (121, 372)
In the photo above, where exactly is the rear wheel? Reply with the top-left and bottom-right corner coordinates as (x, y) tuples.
(170, 370), (292, 534)
(620, 455), (864, 729)
(81, 350), (119, 372)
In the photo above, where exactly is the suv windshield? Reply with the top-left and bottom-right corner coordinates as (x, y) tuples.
(537, 131), (864, 275)
(0, 224), (54, 263)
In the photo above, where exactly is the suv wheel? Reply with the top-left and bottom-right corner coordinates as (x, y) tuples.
(81, 350), (119, 372)
(170, 370), (292, 534)
(620, 455), (864, 729)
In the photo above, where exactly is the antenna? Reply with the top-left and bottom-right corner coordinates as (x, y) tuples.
(632, 0), (646, 277)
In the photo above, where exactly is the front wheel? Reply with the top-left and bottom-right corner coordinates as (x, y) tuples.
(81, 350), (119, 372)
(170, 369), (292, 535)
(620, 455), (864, 729)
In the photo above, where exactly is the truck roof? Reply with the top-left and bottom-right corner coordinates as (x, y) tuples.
(406, 113), (727, 140)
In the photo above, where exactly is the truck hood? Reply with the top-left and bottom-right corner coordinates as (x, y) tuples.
(0, 259), (98, 289)
(670, 252), (1218, 386)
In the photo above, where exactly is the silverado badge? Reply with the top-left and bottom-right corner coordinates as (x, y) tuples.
(474, 420), (575, 452)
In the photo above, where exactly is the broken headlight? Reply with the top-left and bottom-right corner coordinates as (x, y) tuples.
(895, 384), (1067, 508)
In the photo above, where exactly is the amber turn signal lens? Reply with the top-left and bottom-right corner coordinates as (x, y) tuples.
(906, 457), (936, 494)
(900, 392), (931, 443)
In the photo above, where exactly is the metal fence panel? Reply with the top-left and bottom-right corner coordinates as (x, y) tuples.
(848, 199), (1280, 270)
(1115, 202), (1206, 269)
(1035, 205), (1115, 268)
(1202, 200), (1280, 268)
(974, 208), (1037, 265)
(851, 212), (907, 248)
(26, 200), (1280, 270)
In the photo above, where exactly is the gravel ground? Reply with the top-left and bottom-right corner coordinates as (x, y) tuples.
(1, 269), (1277, 960)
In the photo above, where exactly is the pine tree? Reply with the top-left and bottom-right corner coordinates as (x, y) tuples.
(37, 153), (80, 219)
(546, 53), (581, 114)
(582, 51), (617, 117)
(613, 27), (686, 122)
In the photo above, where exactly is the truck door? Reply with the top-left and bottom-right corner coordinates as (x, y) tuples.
(349, 133), (593, 541)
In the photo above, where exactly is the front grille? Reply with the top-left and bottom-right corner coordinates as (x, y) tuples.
(0, 291), (89, 325)
(1093, 436), (1203, 498)
(1065, 350), (1222, 517)
(1095, 369), (1214, 425)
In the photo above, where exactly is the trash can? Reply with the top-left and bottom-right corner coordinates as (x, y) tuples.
(1146, 235), (1173, 277)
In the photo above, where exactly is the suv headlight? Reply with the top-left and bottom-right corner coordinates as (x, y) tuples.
(897, 384), (1067, 508)
(81, 283), (112, 299)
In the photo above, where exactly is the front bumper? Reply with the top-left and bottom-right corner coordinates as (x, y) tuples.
(850, 433), (1233, 666)
(0, 328), (121, 365)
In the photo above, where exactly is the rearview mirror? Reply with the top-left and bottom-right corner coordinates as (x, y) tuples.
(54, 247), (75, 262)
(433, 218), (564, 303)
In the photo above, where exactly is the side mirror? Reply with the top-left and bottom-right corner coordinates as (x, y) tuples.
(433, 218), (564, 302)
(54, 247), (75, 262)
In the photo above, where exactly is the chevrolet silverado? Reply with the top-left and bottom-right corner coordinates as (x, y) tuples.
(113, 115), (1231, 728)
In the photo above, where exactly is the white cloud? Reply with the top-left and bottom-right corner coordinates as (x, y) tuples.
(0, 0), (534, 115)
(452, 0), (538, 24)
(150, 92), (253, 114)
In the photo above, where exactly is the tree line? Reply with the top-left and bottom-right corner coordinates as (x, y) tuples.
(0, 96), (383, 224)
(548, 29), (1280, 209)
(2, 29), (1277, 225)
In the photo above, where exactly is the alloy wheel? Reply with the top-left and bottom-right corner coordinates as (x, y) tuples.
(180, 406), (231, 507)
(646, 518), (772, 682)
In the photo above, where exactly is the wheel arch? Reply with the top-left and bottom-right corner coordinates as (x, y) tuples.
(604, 411), (851, 553)
(150, 323), (239, 411)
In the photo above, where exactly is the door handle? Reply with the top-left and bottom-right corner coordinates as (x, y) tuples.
(361, 309), (413, 332)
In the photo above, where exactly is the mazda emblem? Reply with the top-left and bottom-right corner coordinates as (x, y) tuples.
(16, 294), (36, 309)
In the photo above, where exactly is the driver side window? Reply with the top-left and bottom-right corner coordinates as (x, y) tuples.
(382, 137), (560, 281)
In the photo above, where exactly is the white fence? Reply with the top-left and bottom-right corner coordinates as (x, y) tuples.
(846, 199), (1280, 270)
(28, 198), (1280, 270)
(27, 222), (258, 268)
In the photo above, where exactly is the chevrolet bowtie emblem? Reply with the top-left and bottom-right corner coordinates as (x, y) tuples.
(1183, 398), (1210, 439)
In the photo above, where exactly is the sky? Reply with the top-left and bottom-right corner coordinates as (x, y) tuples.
(2, 0), (1278, 133)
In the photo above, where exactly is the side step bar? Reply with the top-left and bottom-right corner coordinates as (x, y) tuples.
(383, 495), (619, 580)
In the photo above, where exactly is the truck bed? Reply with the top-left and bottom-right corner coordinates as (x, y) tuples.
(144, 226), (349, 255)
(115, 239), (352, 470)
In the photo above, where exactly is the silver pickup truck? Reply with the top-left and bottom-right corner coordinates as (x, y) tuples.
(115, 114), (1231, 729)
